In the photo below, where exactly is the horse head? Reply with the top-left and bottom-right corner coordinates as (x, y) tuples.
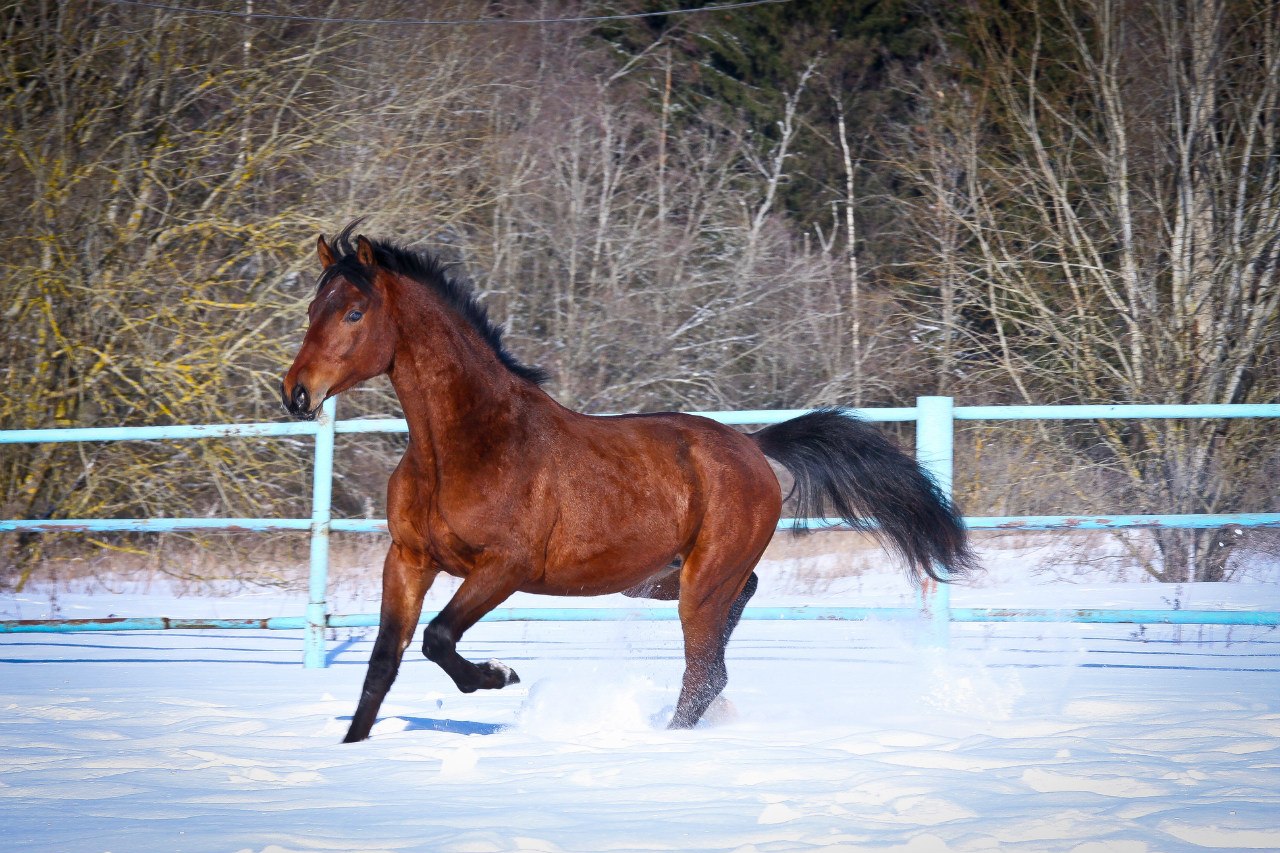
(281, 227), (397, 419)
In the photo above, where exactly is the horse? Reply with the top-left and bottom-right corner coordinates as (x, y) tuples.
(281, 222), (975, 743)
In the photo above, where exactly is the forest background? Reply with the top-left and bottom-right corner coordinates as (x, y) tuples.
(2, 0), (1278, 588)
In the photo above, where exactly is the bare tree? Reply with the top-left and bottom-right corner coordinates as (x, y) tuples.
(467, 47), (852, 413)
(898, 0), (1280, 579)
(0, 1), (513, 580)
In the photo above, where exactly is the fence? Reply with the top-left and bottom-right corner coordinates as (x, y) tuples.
(3, 397), (1279, 665)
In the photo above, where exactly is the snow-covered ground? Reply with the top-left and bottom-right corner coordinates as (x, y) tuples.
(2, 538), (1279, 852)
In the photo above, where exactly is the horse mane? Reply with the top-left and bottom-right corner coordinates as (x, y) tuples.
(317, 221), (549, 386)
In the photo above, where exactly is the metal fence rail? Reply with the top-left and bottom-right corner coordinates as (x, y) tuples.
(3, 397), (1279, 665)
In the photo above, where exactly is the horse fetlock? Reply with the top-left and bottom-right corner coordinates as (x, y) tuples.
(667, 707), (703, 729)
(668, 665), (728, 729)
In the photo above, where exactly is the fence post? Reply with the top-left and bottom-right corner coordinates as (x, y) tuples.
(304, 396), (337, 668)
(915, 396), (954, 646)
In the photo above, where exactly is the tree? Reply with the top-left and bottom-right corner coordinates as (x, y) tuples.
(897, 0), (1280, 580)
(0, 0), (509, 580)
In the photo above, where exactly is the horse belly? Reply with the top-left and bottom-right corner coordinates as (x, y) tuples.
(532, 491), (689, 596)
(529, 548), (680, 597)
(528, 414), (764, 596)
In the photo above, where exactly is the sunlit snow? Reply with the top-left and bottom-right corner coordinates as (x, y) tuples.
(2, 538), (1277, 852)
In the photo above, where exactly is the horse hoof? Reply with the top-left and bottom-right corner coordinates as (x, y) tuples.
(478, 659), (520, 689)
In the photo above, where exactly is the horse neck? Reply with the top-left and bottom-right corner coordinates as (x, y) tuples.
(385, 277), (530, 468)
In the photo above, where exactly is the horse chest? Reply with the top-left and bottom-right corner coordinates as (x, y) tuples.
(387, 490), (512, 578)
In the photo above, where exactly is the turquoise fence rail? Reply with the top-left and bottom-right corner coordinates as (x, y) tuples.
(3, 397), (1279, 665)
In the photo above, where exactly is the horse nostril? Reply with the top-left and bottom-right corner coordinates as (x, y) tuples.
(291, 383), (310, 414)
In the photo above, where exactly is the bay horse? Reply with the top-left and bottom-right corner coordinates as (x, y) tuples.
(281, 223), (974, 743)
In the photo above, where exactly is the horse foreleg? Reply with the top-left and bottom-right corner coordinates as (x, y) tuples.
(669, 570), (759, 729)
(344, 544), (436, 743)
(422, 567), (522, 693)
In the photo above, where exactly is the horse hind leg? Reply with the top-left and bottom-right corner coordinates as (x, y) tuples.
(720, 570), (758, 648)
(345, 545), (437, 743)
(669, 566), (761, 730)
(621, 557), (683, 600)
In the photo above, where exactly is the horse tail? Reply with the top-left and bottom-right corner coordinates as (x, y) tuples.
(751, 407), (976, 583)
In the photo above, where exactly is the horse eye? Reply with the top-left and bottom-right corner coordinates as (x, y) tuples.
(346, 310), (364, 322)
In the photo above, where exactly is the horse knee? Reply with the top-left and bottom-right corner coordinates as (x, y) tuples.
(421, 621), (455, 662)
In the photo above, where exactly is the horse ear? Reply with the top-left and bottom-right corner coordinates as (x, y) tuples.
(356, 235), (377, 269)
(317, 234), (336, 269)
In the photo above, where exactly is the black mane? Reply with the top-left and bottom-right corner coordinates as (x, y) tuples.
(317, 221), (549, 386)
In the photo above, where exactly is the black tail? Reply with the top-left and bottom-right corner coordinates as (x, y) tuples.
(752, 408), (976, 582)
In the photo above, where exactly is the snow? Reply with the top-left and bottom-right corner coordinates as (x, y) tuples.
(2, 538), (1279, 852)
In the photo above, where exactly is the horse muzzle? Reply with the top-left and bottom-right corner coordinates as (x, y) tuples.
(281, 379), (318, 420)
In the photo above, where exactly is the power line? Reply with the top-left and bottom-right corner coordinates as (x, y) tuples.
(101, 0), (792, 26)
